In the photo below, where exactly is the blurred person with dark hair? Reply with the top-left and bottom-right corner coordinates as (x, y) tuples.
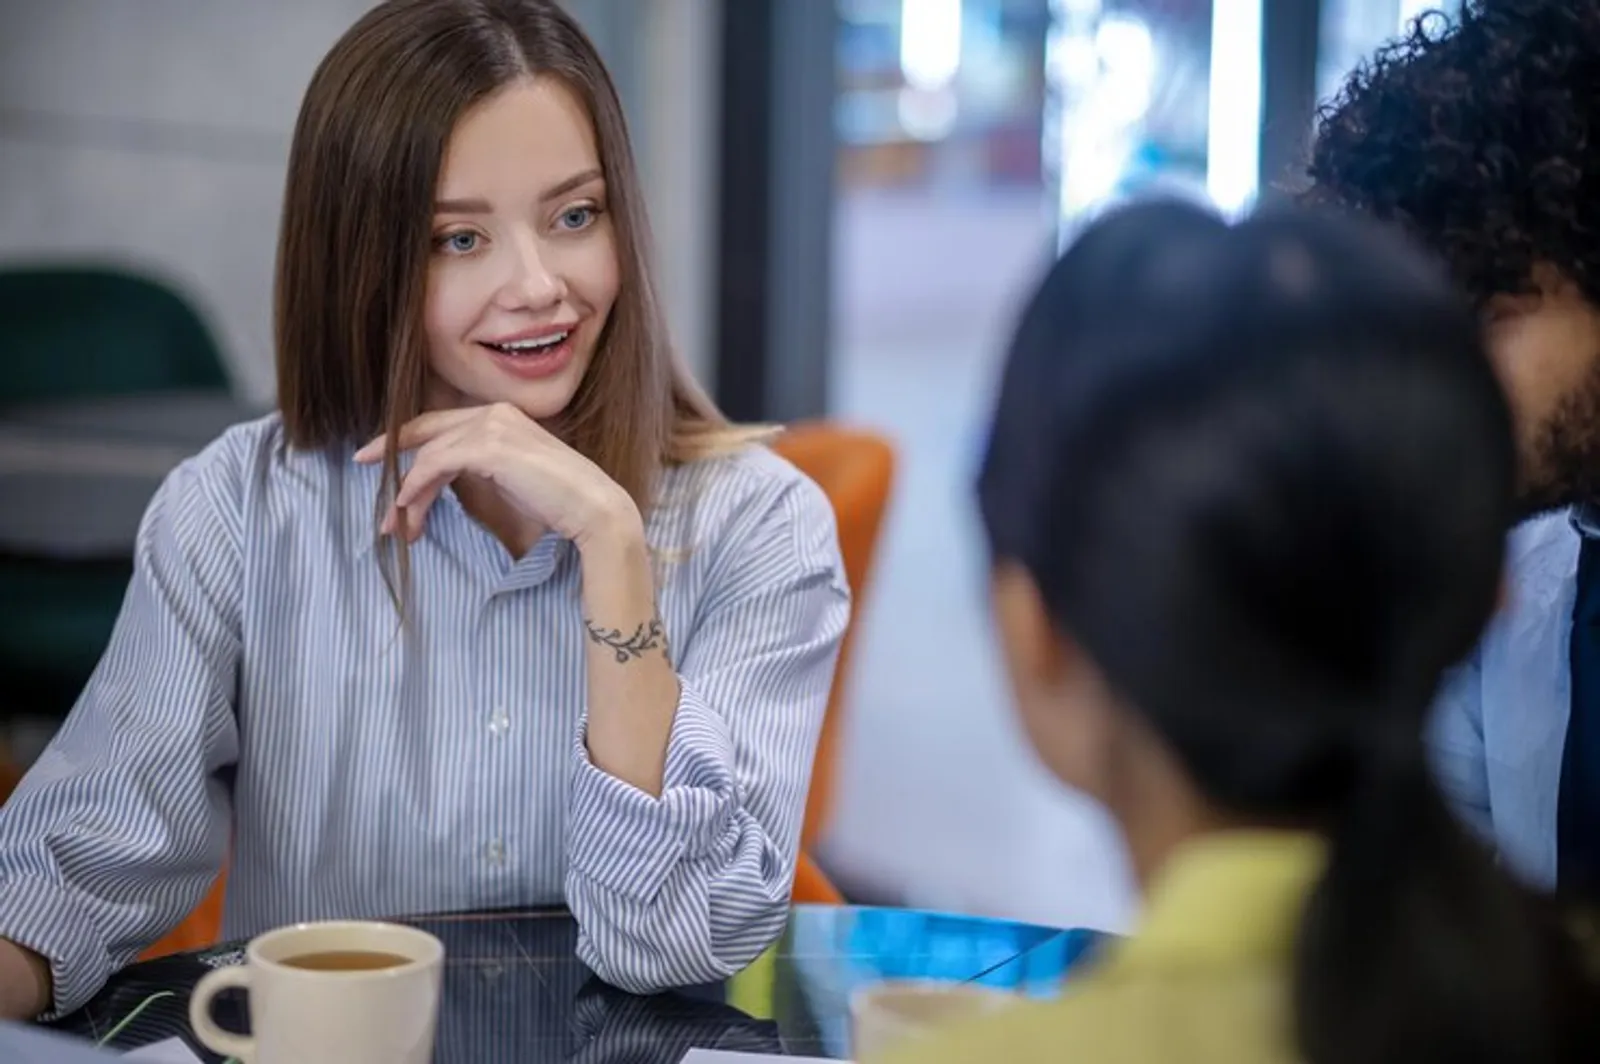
(1306, 0), (1600, 896)
(869, 200), (1598, 1064)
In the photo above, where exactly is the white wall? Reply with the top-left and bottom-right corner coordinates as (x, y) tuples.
(633, 0), (720, 384)
(0, 0), (719, 403)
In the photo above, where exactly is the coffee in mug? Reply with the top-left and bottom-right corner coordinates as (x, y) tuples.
(279, 950), (412, 972)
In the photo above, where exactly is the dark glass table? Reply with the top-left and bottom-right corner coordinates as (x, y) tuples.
(45, 905), (1105, 1061)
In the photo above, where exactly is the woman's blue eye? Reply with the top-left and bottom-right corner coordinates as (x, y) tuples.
(442, 231), (478, 253)
(559, 206), (595, 231)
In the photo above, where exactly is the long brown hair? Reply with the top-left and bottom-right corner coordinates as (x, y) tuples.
(275, 0), (760, 559)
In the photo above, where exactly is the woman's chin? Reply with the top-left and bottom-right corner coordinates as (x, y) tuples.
(424, 370), (583, 423)
(500, 381), (580, 424)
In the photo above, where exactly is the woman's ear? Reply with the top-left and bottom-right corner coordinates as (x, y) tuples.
(991, 561), (1065, 696)
(990, 560), (1122, 802)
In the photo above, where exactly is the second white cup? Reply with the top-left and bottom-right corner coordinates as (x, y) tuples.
(850, 979), (1019, 1057)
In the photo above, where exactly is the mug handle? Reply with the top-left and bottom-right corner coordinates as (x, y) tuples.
(188, 965), (255, 1062)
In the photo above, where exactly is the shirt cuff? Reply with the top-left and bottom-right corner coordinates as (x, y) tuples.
(0, 876), (110, 1019)
(566, 677), (739, 904)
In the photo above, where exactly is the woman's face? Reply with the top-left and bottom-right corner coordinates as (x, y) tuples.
(422, 75), (620, 421)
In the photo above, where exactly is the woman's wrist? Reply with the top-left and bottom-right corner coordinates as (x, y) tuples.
(573, 493), (646, 562)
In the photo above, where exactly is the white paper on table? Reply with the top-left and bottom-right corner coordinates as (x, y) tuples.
(680, 1050), (846, 1064)
(121, 1037), (205, 1062)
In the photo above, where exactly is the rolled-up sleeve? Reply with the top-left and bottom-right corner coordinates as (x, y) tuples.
(564, 470), (850, 992)
(0, 453), (241, 1016)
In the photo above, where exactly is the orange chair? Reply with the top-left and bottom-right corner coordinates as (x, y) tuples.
(140, 422), (894, 955)
(0, 750), (22, 806)
(772, 422), (895, 903)
(140, 870), (227, 960)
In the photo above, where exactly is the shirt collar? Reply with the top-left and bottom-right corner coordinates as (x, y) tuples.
(1571, 503), (1600, 540)
(342, 450), (477, 558)
(341, 454), (575, 585)
(1104, 831), (1325, 975)
(342, 450), (386, 557)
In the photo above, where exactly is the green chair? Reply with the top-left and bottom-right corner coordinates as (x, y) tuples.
(0, 266), (228, 405)
(0, 266), (232, 715)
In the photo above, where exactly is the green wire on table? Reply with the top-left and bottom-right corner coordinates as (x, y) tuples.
(95, 988), (239, 1063)
(95, 990), (174, 1047)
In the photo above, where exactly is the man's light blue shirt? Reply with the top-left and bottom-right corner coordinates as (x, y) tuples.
(1430, 507), (1597, 887)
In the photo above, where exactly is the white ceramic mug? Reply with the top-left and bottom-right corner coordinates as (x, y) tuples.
(188, 920), (444, 1064)
(850, 980), (1018, 1057)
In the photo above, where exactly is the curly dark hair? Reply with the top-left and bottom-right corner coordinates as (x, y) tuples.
(1305, 1), (1600, 305)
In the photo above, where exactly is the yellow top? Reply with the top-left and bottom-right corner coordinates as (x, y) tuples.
(872, 831), (1326, 1064)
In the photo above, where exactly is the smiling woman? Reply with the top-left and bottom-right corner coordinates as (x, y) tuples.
(0, 0), (850, 1024)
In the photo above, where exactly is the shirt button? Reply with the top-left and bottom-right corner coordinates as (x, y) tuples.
(489, 707), (510, 736)
(484, 838), (506, 865)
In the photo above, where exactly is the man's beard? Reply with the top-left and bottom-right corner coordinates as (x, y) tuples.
(1516, 359), (1600, 521)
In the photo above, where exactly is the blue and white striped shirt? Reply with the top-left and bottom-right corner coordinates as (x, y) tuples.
(0, 414), (849, 1016)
